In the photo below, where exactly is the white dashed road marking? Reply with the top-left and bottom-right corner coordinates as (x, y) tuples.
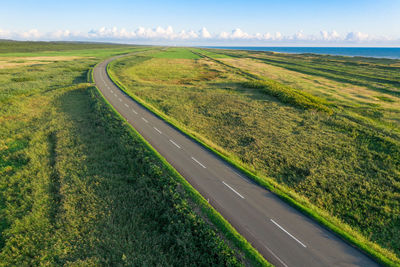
(270, 219), (307, 248)
(191, 157), (206, 168)
(154, 127), (162, 134)
(222, 181), (245, 199)
(169, 139), (181, 149)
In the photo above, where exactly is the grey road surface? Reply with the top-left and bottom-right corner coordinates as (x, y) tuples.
(93, 55), (379, 267)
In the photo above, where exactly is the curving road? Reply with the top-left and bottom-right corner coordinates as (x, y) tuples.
(93, 55), (379, 267)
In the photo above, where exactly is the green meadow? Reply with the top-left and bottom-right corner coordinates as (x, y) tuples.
(2, 40), (399, 265)
(152, 48), (201, 59)
(0, 42), (246, 266)
(110, 47), (400, 264)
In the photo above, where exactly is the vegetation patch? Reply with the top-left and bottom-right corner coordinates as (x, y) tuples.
(1, 56), (85, 69)
(191, 48), (232, 58)
(110, 47), (400, 265)
(123, 57), (220, 85)
(152, 48), (201, 59)
(0, 43), (246, 266)
(227, 50), (400, 97)
(376, 95), (395, 102)
(0, 40), (132, 54)
(243, 79), (333, 113)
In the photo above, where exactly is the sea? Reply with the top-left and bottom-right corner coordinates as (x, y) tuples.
(204, 47), (400, 59)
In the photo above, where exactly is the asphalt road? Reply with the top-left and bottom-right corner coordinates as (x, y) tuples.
(94, 55), (379, 267)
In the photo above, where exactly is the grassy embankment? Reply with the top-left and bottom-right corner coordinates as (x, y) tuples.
(109, 47), (400, 265)
(0, 42), (251, 266)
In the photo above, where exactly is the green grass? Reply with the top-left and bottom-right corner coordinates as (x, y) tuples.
(225, 49), (400, 96)
(0, 40), (137, 54)
(97, 74), (271, 267)
(106, 62), (271, 267)
(109, 47), (400, 266)
(191, 48), (232, 58)
(376, 95), (395, 102)
(0, 48), (142, 58)
(0, 40), (151, 58)
(243, 79), (333, 113)
(118, 55), (222, 86)
(0, 43), (248, 266)
(203, 52), (400, 134)
(152, 48), (201, 59)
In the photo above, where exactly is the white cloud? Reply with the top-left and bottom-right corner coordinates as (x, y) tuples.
(177, 30), (197, 39)
(186, 30), (199, 39)
(231, 28), (248, 39)
(51, 29), (71, 39)
(293, 30), (305, 40)
(0, 29), (11, 39)
(199, 27), (211, 38)
(20, 29), (42, 39)
(218, 31), (229, 39)
(0, 26), (398, 45)
(275, 32), (282, 40)
(262, 32), (272, 40)
(345, 31), (370, 42)
(320, 30), (340, 41)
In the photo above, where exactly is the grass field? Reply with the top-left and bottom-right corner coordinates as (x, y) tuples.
(151, 47), (201, 59)
(0, 42), (247, 266)
(109, 47), (400, 264)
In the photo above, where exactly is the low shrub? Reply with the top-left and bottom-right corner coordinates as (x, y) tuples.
(243, 80), (333, 114)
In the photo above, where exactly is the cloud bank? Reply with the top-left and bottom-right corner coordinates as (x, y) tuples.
(0, 26), (398, 45)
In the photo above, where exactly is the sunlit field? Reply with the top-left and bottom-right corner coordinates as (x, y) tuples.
(110, 47), (400, 262)
(0, 42), (244, 266)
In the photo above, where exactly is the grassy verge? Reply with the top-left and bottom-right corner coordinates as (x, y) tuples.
(107, 49), (400, 266)
(86, 68), (93, 83)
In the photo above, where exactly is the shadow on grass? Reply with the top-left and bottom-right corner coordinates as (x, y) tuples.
(47, 131), (61, 224)
(53, 86), (241, 266)
(208, 81), (286, 104)
(253, 57), (400, 97)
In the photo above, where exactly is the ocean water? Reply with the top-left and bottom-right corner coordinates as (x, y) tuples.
(205, 46), (400, 59)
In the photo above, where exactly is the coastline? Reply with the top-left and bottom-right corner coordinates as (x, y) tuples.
(201, 46), (400, 59)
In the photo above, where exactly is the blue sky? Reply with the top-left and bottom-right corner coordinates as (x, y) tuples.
(1, 0), (399, 46)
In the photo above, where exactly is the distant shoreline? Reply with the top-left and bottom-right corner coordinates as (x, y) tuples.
(202, 46), (400, 59)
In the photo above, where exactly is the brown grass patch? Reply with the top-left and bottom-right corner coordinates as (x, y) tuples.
(124, 58), (225, 86)
(0, 56), (86, 69)
(220, 57), (400, 110)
